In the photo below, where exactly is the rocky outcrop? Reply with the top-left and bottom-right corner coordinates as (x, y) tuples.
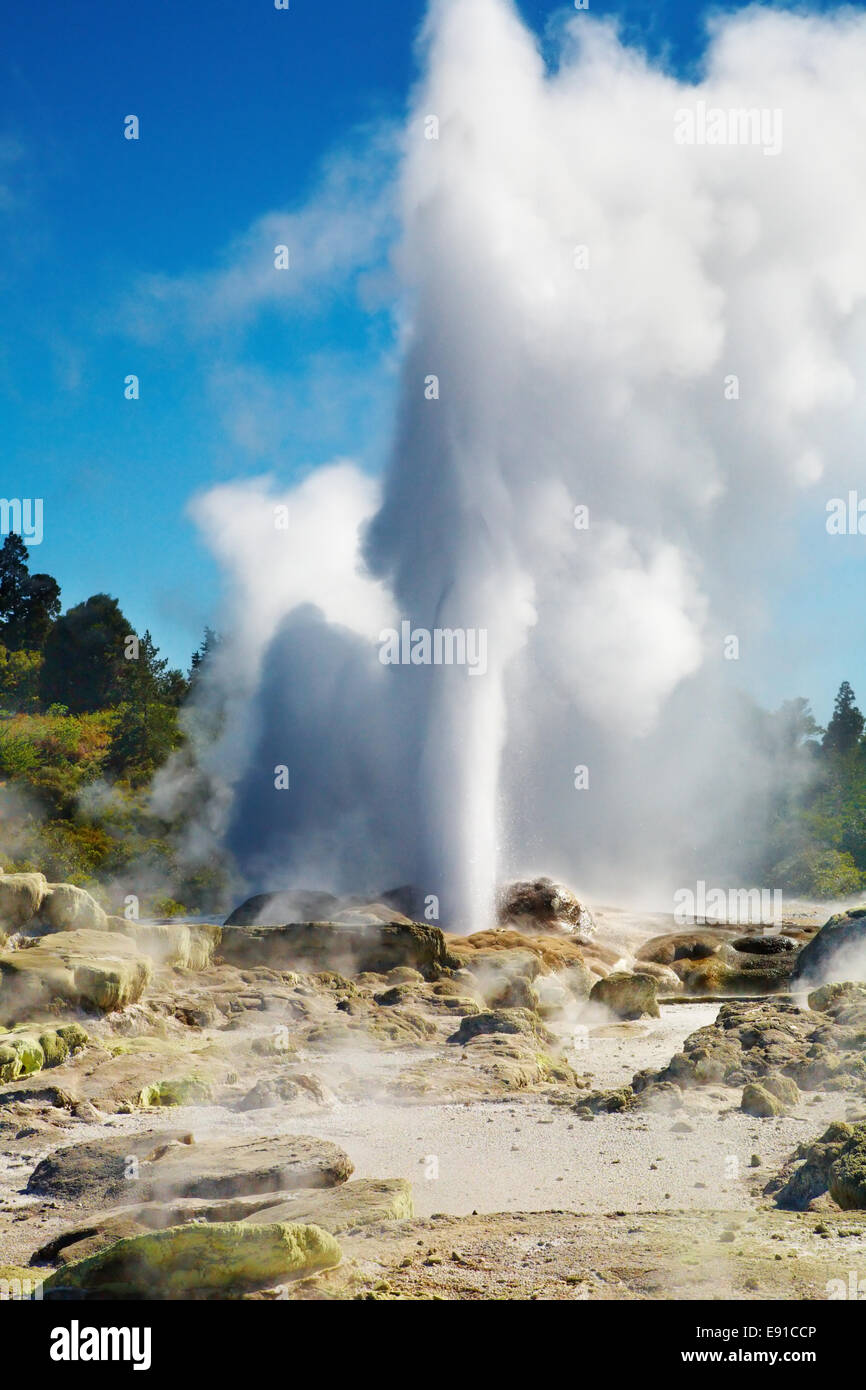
(220, 920), (458, 978)
(741, 1074), (799, 1117)
(496, 877), (596, 940)
(636, 929), (802, 995)
(106, 919), (219, 970)
(44, 1220), (342, 1298)
(792, 909), (866, 986)
(0, 930), (151, 1021)
(0, 872), (48, 937)
(224, 889), (341, 927)
(244, 1178), (414, 1233)
(27, 1131), (354, 1207)
(0, 1023), (87, 1083)
(769, 1121), (866, 1210)
(38, 883), (107, 934)
(590, 971), (660, 1019)
(447, 1008), (554, 1045)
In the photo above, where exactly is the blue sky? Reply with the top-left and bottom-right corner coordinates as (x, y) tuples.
(0, 0), (861, 719)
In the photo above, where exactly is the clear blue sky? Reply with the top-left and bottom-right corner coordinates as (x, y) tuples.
(0, 0), (857, 719)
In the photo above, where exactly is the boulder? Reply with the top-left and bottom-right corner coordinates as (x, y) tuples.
(0, 872), (47, 933)
(447, 1008), (553, 1045)
(0, 1023), (87, 1083)
(44, 1220), (341, 1298)
(496, 877), (596, 940)
(636, 930), (736, 966)
(0, 930), (151, 1021)
(220, 920), (458, 979)
(742, 1081), (789, 1118)
(27, 1131), (353, 1207)
(671, 942), (797, 995)
(770, 1122), (866, 1211)
(106, 919), (219, 970)
(590, 971), (659, 1020)
(224, 890), (341, 927)
(244, 1178), (414, 1233)
(38, 883), (107, 934)
(792, 910), (866, 986)
(828, 1128), (866, 1209)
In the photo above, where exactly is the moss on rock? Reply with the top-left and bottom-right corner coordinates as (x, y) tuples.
(44, 1221), (342, 1298)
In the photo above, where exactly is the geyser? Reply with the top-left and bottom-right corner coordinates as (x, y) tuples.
(172, 0), (866, 930)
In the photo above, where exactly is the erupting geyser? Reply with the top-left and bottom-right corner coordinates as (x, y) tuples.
(171, 0), (866, 930)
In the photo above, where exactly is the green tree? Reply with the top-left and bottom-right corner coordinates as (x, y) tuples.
(822, 681), (864, 758)
(109, 631), (184, 780)
(39, 594), (131, 712)
(0, 534), (61, 651)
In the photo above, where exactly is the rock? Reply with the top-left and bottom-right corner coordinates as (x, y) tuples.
(575, 1086), (637, 1115)
(0, 930), (151, 1022)
(27, 1131), (353, 1206)
(237, 1076), (302, 1111)
(0, 872), (47, 934)
(0, 1023), (87, 1083)
(792, 910), (866, 986)
(496, 877), (596, 940)
(244, 1178), (414, 1233)
(770, 1122), (866, 1210)
(106, 920), (219, 970)
(224, 890), (341, 927)
(0, 1031), (44, 1083)
(44, 1220), (341, 1298)
(38, 884), (107, 934)
(742, 1082), (786, 1118)
(631, 960), (682, 993)
(807, 981), (866, 1013)
(730, 935), (797, 955)
(137, 1076), (213, 1108)
(828, 1128), (866, 1209)
(636, 930), (736, 966)
(447, 1008), (553, 1045)
(590, 971), (659, 1020)
(220, 920), (458, 979)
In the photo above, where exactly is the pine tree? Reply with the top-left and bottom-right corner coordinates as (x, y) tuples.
(823, 681), (865, 758)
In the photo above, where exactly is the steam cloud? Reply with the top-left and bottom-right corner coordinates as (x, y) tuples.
(164, 0), (866, 930)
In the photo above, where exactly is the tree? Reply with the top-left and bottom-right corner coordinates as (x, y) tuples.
(822, 681), (864, 758)
(190, 626), (221, 681)
(108, 630), (184, 780)
(39, 594), (131, 712)
(0, 534), (60, 651)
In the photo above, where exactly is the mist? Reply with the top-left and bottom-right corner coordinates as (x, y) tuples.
(160, 0), (866, 930)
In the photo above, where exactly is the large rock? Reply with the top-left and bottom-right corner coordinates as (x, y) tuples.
(224, 890), (341, 927)
(792, 909), (866, 986)
(769, 1121), (866, 1211)
(245, 1178), (414, 1233)
(496, 877), (596, 940)
(0, 872), (47, 934)
(220, 920), (458, 979)
(0, 1022), (87, 1083)
(447, 1007), (553, 1045)
(741, 1074), (799, 1117)
(44, 1221), (341, 1298)
(38, 883), (107, 934)
(829, 1128), (866, 1209)
(638, 929), (802, 994)
(0, 930), (151, 1021)
(27, 1131), (353, 1206)
(590, 971), (660, 1019)
(106, 919), (219, 970)
(33, 1178), (413, 1265)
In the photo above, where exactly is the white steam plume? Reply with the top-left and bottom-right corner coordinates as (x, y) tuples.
(168, 0), (866, 929)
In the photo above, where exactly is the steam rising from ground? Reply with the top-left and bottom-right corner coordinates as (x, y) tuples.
(165, 0), (866, 929)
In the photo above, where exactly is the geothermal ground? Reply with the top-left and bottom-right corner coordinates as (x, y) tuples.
(1, 878), (866, 1300)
